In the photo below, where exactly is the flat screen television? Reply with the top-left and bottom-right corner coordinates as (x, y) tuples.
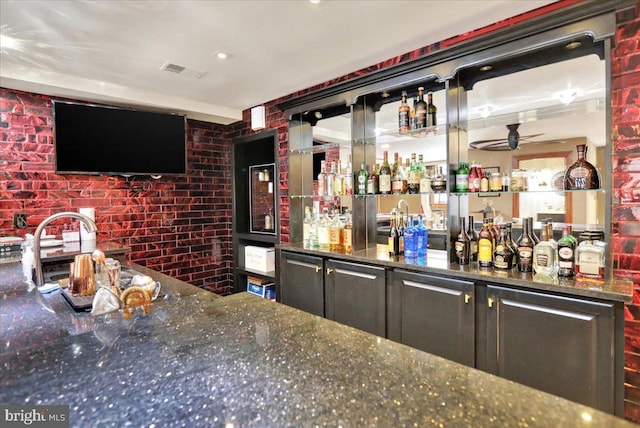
(53, 101), (187, 176)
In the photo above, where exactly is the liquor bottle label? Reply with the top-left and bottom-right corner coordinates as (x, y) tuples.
(578, 252), (600, 275)
(343, 230), (352, 248)
(478, 239), (492, 262)
(518, 247), (532, 259)
(388, 237), (395, 255)
(536, 253), (549, 267)
(494, 255), (508, 269)
(379, 175), (391, 192)
(558, 247), (573, 259)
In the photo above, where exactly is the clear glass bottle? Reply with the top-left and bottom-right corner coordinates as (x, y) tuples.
(431, 165), (446, 192)
(392, 155), (405, 195)
(557, 226), (575, 277)
(468, 161), (479, 193)
(264, 208), (274, 232)
(309, 207), (320, 250)
(344, 155), (353, 195)
(333, 161), (344, 196)
(420, 165), (432, 193)
(303, 206), (312, 249)
(398, 91), (410, 133)
(356, 162), (368, 195)
(326, 161), (336, 197)
(318, 208), (331, 251)
(564, 144), (601, 190)
(379, 151), (392, 194)
(317, 160), (327, 197)
(533, 220), (557, 275)
(455, 216), (471, 265)
(575, 231), (605, 282)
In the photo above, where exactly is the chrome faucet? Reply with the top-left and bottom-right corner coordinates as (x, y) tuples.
(397, 199), (409, 223)
(33, 211), (98, 286)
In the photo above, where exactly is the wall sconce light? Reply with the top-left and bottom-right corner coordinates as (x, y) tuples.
(251, 106), (266, 130)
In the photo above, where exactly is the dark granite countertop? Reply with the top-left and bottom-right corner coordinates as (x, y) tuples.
(279, 243), (633, 303)
(0, 260), (634, 427)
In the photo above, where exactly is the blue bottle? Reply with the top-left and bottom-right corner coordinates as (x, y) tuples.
(404, 216), (417, 258)
(417, 215), (429, 257)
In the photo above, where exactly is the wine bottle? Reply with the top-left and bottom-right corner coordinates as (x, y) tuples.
(455, 216), (471, 265)
(388, 210), (399, 256)
(415, 87), (427, 129)
(379, 151), (392, 194)
(367, 163), (379, 195)
(564, 144), (600, 190)
(398, 91), (410, 133)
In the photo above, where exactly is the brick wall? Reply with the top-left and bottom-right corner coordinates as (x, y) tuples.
(0, 88), (233, 294)
(612, 4), (640, 422)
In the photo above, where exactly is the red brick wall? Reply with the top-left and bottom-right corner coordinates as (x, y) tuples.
(0, 88), (233, 294)
(612, 4), (640, 421)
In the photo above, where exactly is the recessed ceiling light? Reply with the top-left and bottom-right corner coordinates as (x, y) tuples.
(480, 65), (492, 72)
(310, 0), (321, 4)
(215, 52), (229, 60)
(565, 41), (582, 50)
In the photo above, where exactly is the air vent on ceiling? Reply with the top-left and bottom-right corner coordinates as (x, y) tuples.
(160, 61), (206, 79)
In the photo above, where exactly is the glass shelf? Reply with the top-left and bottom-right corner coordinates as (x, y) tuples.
(451, 188), (606, 196)
(290, 192), (447, 199)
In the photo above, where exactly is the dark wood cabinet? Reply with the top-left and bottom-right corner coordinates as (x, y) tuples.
(279, 251), (325, 317)
(388, 269), (475, 366)
(325, 259), (385, 337)
(482, 284), (616, 413)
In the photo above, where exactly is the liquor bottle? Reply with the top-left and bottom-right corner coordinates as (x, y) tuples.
(392, 155), (405, 195)
(318, 208), (331, 251)
(477, 218), (494, 268)
(397, 212), (406, 255)
(343, 211), (353, 254)
(528, 217), (539, 244)
(264, 208), (274, 232)
(486, 217), (498, 249)
(557, 226), (575, 277)
(344, 154), (353, 195)
(404, 216), (417, 258)
(431, 165), (446, 192)
(493, 225), (513, 270)
(455, 162), (469, 193)
(564, 144), (600, 190)
(469, 162), (479, 192)
(303, 206), (312, 249)
(409, 96), (417, 130)
(455, 216), (471, 265)
(398, 91), (410, 133)
(333, 161), (344, 196)
(505, 223), (518, 265)
(415, 87), (427, 129)
(420, 165), (432, 193)
(407, 153), (420, 194)
(533, 220), (557, 275)
(309, 208), (320, 250)
(416, 215), (428, 257)
(326, 161), (336, 197)
(317, 160), (327, 197)
(427, 91), (437, 127)
(367, 163), (379, 195)
(516, 217), (535, 272)
(379, 151), (392, 194)
(575, 231), (605, 282)
(356, 162), (368, 195)
(467, 215), (478, 262)
(388, 209), (400, 256)
(402, 158), (410, 193)
(329, 210), (343, 252)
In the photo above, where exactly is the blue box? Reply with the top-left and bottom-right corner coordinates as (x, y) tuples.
(247, 280), (275, 300)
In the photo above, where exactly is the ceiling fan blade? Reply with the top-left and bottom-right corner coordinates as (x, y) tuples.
(518, 133), (545, 140)
(469, 139), (509, 150)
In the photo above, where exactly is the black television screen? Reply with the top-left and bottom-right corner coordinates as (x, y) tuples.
(53, 101), (187, 176)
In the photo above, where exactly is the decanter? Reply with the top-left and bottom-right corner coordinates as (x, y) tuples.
(563, 144), (600, 190)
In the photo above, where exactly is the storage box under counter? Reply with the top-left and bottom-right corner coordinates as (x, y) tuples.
(244, 245), (275, 274)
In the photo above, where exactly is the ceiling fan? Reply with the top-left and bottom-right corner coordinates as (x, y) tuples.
(469, 123), (544, 151)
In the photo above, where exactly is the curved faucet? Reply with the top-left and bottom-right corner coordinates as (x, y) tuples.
(33, 211), (98, 286)
(397, 199), (410, 222)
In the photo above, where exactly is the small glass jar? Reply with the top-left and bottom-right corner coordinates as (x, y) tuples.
(489, 172), (502, 192)
(511, 169), (528, 192)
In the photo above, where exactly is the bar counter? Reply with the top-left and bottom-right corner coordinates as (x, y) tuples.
(0, 259), (634, 427)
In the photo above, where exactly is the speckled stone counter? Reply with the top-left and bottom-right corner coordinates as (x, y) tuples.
(0, 261), (634, 427)
(280, 243), (633, 303)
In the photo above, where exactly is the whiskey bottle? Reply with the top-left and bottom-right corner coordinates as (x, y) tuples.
(329, 210), (343, 252)
(415, 87), (427, 129)
(398, 91), (410, 133)
(557, 226), (575, 277)
(427, 91), (437, 127)
(405, 154), (418, 194)
(356, 162), (368, 195)
(467, 215), (479, 262)
(388, 209), (400, 256)
(575, 231), (605, 282)
(477, 218), (493, 268)
(493, 225), (513, 270)
(564, 144), (600, 190)
(367, 163), (379, 195)
(455, 216), (471, 265)
(379, 151), (392, 194)
(516, 218), (534, 272)
(533, 220), (557, 275)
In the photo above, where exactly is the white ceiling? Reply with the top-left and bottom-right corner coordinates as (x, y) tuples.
(0, 0), (554, 125)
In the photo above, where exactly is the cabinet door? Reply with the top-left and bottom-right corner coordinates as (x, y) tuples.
(325, 260), (385, 337)
(388, 270), (475, 366)
(485, 285), (615, 413)
(279, 252), (324, 317)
